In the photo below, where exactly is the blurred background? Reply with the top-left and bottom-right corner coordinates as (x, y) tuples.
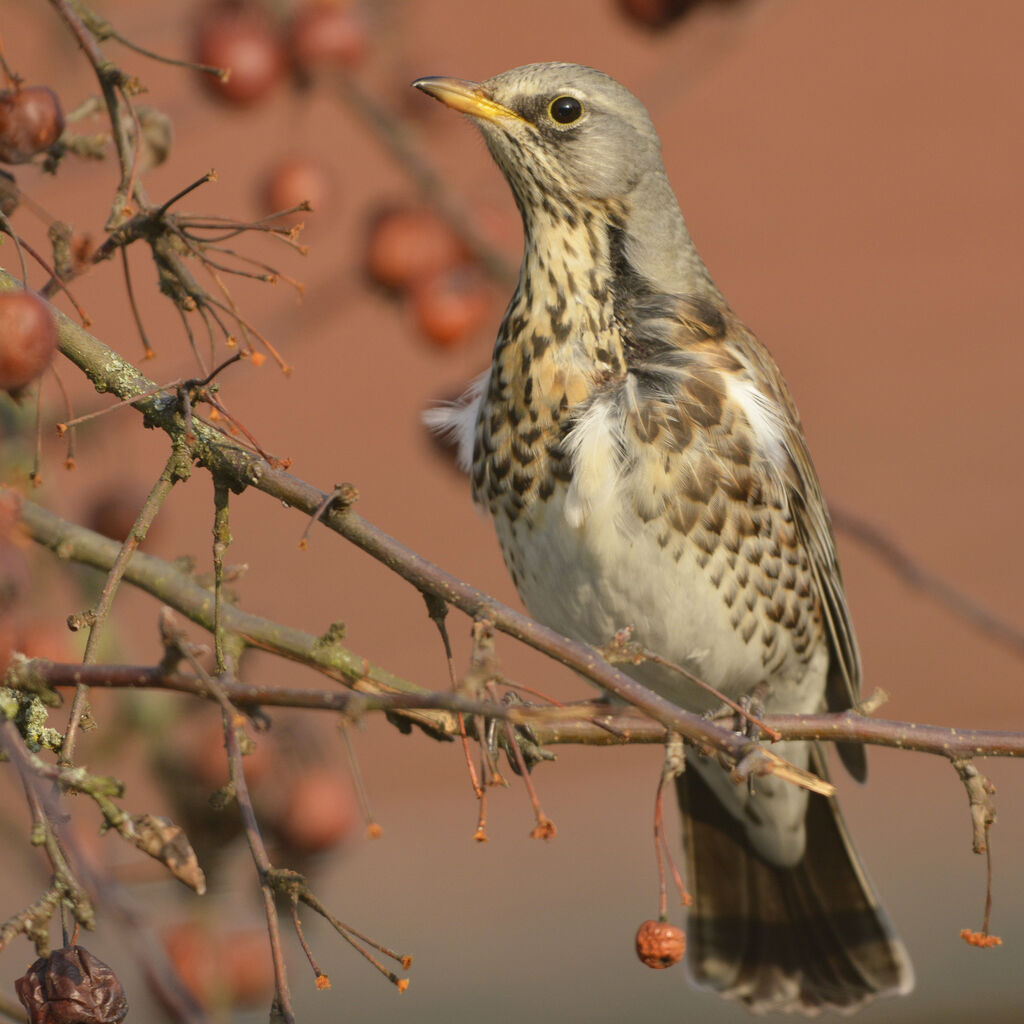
(1, 0), (1022, 1021)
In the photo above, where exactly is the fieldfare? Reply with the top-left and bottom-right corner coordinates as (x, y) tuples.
(415, 62), (913, 1014)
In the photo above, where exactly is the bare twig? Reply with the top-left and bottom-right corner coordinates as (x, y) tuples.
(60, 449), (187, 764)
(6, 657), (509, 722)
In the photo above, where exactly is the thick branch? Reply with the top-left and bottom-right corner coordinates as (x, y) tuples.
(11, 660), (1024, 761)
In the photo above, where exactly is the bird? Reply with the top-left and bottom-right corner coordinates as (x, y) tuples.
(414, 62), (913, 1014)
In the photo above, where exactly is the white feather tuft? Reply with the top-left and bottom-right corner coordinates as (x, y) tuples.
(421, 370), (489, 473)
(726, 377), (789, 465)
(564, 397), (622, 528)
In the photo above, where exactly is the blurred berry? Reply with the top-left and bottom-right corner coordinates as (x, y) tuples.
(0, 291), (58, 393)
(289, 1), (368, 70)
(163, 921), (272, 1010)
(0, 86), (64, 164)
(194, 1), (286, 107)
(410, 264), (490, 349)
(259, 156), (332, 224)
(365, 205), (465, 291)
(273, 766), (358, 855)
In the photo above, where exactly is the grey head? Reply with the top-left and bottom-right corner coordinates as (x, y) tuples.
(413, 62), (718, 298)
(413, 62), (661, 205)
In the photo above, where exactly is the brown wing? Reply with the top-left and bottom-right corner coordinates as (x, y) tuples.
(738, 332), (867, 781)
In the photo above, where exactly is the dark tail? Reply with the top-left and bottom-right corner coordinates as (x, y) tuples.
(676, 751), (913, 1014)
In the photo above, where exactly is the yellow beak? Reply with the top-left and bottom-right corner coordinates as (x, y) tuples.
(412, 77), (523, 124)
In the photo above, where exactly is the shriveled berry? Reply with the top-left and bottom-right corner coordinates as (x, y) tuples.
(635, 919), (685, 968)
(15, 945), (128, 1023)
(0, 86), (64, 164)
(0, 291), (58, 392)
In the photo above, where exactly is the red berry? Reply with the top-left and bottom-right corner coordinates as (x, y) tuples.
(410, 264), (490, 349)
(365, 206), (465, 291)
(259, 156), (332, 223)
(289, 1), (368, 70)
(635, 919), (686, 968)
(0, 291), (58, 392)
(0, 86), (64, 164)
(194, 2), (286, 107)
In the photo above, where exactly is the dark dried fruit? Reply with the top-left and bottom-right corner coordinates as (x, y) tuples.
(0, 86), (64, 164)
(194, 2), (286, 107)
(0, 291), (58, 392)
(15, 946), (128, 1024)
(635, 919), (685, 968)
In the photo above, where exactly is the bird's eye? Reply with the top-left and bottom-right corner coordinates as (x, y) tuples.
(548, 95), (583, 125)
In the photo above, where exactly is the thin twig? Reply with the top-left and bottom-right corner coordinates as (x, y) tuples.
(60, 450), (185, 764)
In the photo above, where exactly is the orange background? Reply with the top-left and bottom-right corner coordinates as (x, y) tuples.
(2, 1), (1022, 1021)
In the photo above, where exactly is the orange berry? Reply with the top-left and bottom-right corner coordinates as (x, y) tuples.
(365, 206), (464, 291)
(275, 767), (358, 854)
(635, 919), (685, 969)
(410, 264), (490, 349)
(259, 156), (332, 222)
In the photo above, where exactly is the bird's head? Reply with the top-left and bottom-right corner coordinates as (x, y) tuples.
(413, 63), (665, 213)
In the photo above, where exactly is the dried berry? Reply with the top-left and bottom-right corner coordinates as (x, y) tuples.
(635, 919), (685, 969)
(0, 86), (64, 164)
(0, 291), (58, 393)
(15, 946), (128, 1024)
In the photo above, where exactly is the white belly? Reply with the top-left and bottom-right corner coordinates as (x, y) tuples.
(496, 483), (822, 714)
(493, 483), (828, 867)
